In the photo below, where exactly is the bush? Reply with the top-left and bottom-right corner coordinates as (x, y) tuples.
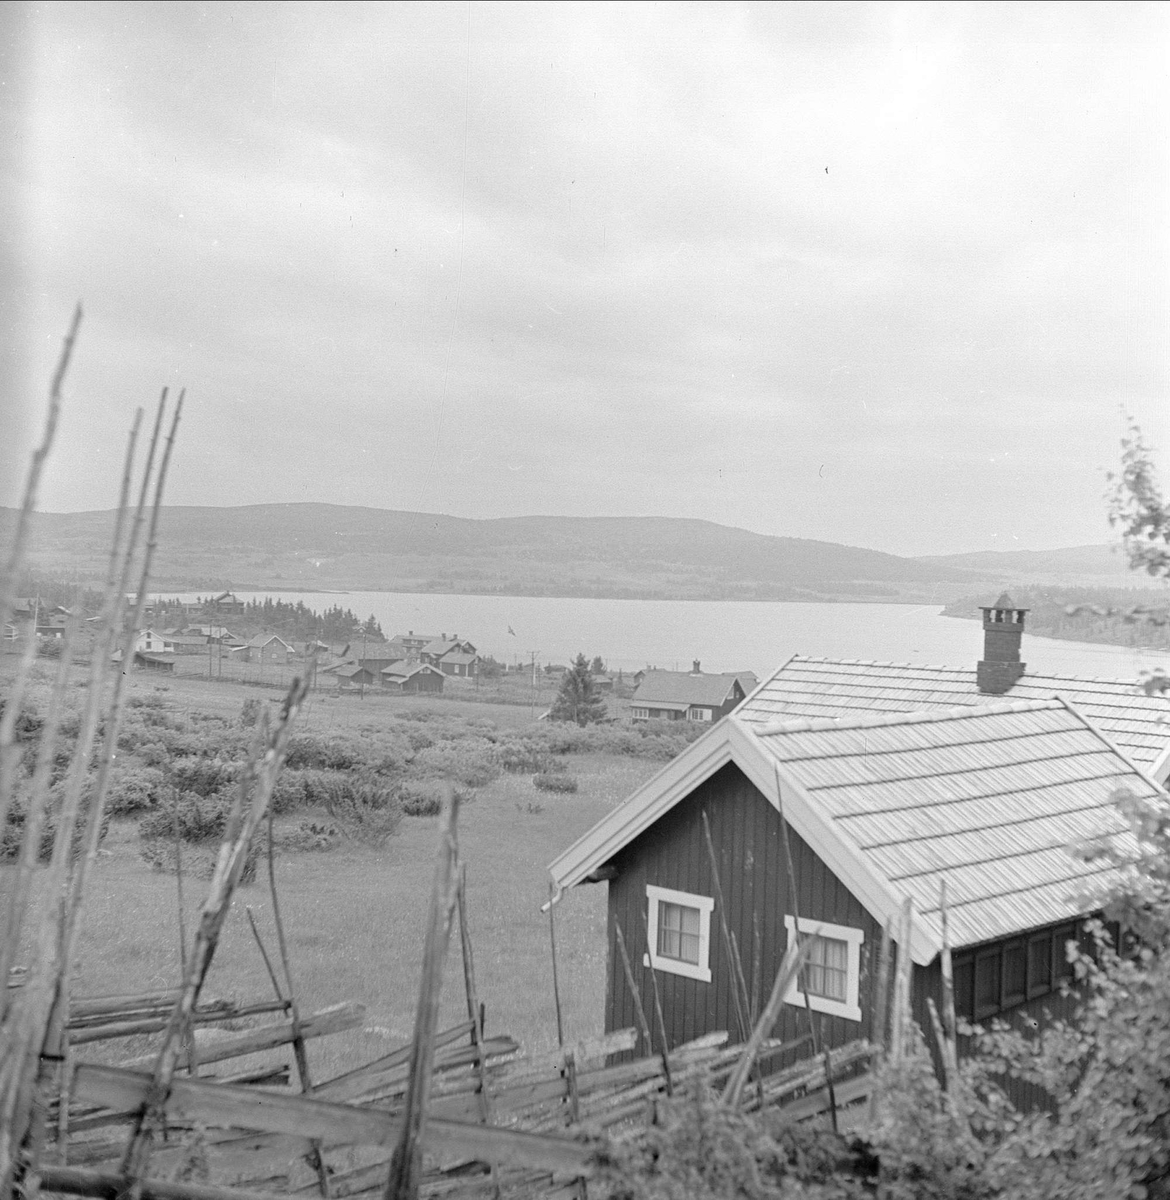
(104, 766), (168, 816)
(277, 819), (341, 852)
(1, 788), (110, 863)
(239, 697), (262, 728)
(399, 782), (443, 817)
(139, 790), (232, 843)
(169, 757), (238, 798)
(411, 738), (501, 788)
(284, 733), (372, 772)
(534, 772), (578, 793)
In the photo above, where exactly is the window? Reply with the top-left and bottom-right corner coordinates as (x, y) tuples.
(632, 707), (650, 720)
(783, 915), (864, 1022)
(687, 707), (713, 722)
(644, 885), (714, 982)
(952, 921), (1081, 1021)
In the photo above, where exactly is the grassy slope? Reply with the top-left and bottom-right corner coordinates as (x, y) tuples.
(4, 664), (661, 1079)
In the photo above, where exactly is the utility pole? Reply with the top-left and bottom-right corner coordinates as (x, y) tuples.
(528, 650), (539, 719)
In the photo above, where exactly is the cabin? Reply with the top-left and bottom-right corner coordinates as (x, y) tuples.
(390, 631), (441, 657)
(738, 594), (1170, 784)
(333, 664), (378, 691)
(380, 662), (445, 694)
(242, 634), (292, 666)
(548, 699), (1164, 1105)
(130, 651), (176, 674)
(133, 629), (172, 654)
(631, 662), (750, 723)
(436, 650), (479, 677)
(209, 591), (246, 615)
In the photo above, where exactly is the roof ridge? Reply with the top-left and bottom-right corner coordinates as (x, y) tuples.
(790, 654), (960, 672)
(746, 698), (1066, 737)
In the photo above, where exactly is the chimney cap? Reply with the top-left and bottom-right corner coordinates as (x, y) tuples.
(980, 592), (1029, 613)
(691, 659), (701, 674)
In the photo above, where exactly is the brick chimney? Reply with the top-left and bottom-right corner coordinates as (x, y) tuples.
(691, 660), (701, 674)
(976, 592), (1028, 694)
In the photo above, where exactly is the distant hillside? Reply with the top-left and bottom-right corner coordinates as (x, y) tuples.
(2, 503), (974, 603)
(917, 543), (1149, 586)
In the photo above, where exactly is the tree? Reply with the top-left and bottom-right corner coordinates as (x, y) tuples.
(590, 655), (606, 676)
(548, 653), (607, 726)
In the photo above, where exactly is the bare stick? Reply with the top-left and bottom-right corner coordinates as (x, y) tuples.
(872, 921), (892, 1056)
(0, 304), (81, 634)
(775, 768), (822, 1061)
(244, 906), (285, 1004)
(939, 880), (958, 1083)
(384, 790), (461, 1200)
(171, 788), (188, 975)
(456, 864), (498, 1199)
(722, 936), (815, 1107)
(700, 811), (750, 1042)
(638, 910), (673, 1097)
(890, 897), (914, 1065)
(547, 880), (565, 1050)
(613, 921), (653, 1059)
(119, 676), (309, 1194)
(750, 912), (762, 1026)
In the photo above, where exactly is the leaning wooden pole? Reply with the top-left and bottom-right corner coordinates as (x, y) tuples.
(118, 676), (309, 1195)
(700, 811), (750, 1043)
(384, 790), (461, 1200)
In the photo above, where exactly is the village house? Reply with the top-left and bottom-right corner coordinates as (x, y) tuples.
(239, 633), (293, 666)
(419, 636), (479, 676)
(333, 663), (379, 691)
(738, 594), (1170, 786)
(548, 698), (1164, 1109)
(380, 661), (444, 694)
(132, 629), (172, 654)
(183, 625), (237, 644)
(631, 662), (755, 723)
(208, 591), (246, 615)
(390, 631), (441, 658)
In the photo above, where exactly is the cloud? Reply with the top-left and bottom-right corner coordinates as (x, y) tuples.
(3, 0), (1167, 556)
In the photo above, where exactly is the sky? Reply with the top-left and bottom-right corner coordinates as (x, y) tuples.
(3, 1), (1168, 557)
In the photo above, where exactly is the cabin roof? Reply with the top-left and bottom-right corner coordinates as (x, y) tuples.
(440, 651), (478, 665)
(245, 633), (293, 649)
(738, 655), (1170, 782)
(633, 670), (744, 707)
(381, 661), (440, 679)
(548, 699), (1166, 965)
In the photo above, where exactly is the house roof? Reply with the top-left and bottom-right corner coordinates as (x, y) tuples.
(738, 655), (1170, 783)
(381, 661), (442, 679)
(422, 638), (474, 657)
(633, 670), (744, 708)
(393, 632), (439, 644)
(166, 635), (208, 647)
(334, 663), (376, 679)
(548, 700), (1166, 965)
(245, 634), (293, 649)
(440, 651), (478, 665)
(135, 651), (177, 664)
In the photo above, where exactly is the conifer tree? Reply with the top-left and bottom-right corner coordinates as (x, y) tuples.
(549, 653), (607, 726)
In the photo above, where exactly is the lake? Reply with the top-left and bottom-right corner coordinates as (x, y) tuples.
(169, 591), (1170, 682)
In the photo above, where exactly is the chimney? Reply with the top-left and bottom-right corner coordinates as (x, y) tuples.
(976, 592), (1028, 694)
(691, 660), (701, 674)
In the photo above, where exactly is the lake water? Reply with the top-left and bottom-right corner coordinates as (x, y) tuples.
(168, 591), (1170, 682)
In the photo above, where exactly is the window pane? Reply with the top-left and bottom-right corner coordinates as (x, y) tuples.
(799, 934), (848, 1002)
(952, 958), (974, 1020)
(1003, 942), (1026, 1007)
(974, 951), (1000, 1017)
(1054, 926), (1076, 981)
(1028, 934), (1051, 995)
(658, 901), (701, 965)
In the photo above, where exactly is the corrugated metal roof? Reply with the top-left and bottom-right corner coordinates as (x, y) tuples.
(751, 700), (1158, 950)
(634, 670), (742, 707)
(740, 655), (1170, 771)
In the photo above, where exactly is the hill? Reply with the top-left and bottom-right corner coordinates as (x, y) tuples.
(3, 503), (973, 603)
(917, 543), (1150, 586)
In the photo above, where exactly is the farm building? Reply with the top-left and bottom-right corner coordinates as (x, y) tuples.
(631, 662), (752, 723)
(241, 634), (293, 665)
(333, 664), (378, 691)
(380, 662), (444, 694)
(436, 650), (479, 677)
(390, 631), (441, 657)
(130, 650), (176, 674)
(738, 595), (1170, 784)
(131, 629), (171, 654)
(548, 699), (1165, 1105)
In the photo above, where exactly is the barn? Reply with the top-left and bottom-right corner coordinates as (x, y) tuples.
(548, 699), (1164, 1104)
(380, 662), (445, 694)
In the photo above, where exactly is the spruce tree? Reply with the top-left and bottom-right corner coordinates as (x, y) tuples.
(549, 653), (607, 726)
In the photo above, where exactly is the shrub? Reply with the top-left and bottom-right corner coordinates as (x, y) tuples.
(399, 782), (443, 817)
(284, 734), (372, 772)
(239, 697), (262, 728)
(104, 766), (168, 816)
(411, 739), (501, 788)
(534, 772), (578, 793)
(277, 820), (341, 852)
(139, 790), (232, 844)
(136, 740), (172, 768)
(169, 757), (238, 798)
(1, 788), (110, 863)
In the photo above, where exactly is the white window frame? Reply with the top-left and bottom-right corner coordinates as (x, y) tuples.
(783, 915), (864, 1022)
(643, 884), (714, 983)
(687, 707), (714, 722)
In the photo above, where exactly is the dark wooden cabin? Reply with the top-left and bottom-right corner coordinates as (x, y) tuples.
(549, 699), (1162, 1104)
(380, 662), (444, 694)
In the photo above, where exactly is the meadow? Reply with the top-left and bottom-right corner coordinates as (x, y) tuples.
(1, 659), (683, 1082)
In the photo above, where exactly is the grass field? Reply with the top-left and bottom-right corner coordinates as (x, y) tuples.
(2, 659), (664, 1081)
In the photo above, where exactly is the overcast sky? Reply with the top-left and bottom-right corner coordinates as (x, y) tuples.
(3, 1), (1168, 557)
